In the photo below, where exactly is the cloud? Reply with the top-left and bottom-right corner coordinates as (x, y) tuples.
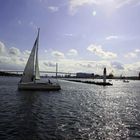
(111, 61), (124, 70)
(77, 62), (95, 68)
(9, 47), (21, 56)
(0, 41), (27, 70)
(125, 62), (140, 76)
(69, 0), (97, 12)
(64, 33), (73, 37)
(115, 0), (136, 8)
(0, 56), (10, 64)
(106, 35), (119, 40)
(44, 61), (56, 67)
(134, 49), (140, 53)
(124, 52), (137, 58)
(23, 50), (31, 58)
(57, 59), (124, 75)
(0, 55), (24, 70)
(51, 51), (65, 59)
(58, 59), (140, 76)
(124, 49), (140, 58)
(48, 6), (59, 12)
(57, 59), (98, 73)
(87, 44), (117, 59)
(67, 49), (78, 56)
(0, 39), (139, 76)
(69, 0), (140, 14)
(45, 50), (48, 53)
(0, 41), (6, 54)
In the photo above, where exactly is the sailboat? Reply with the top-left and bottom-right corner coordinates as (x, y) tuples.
(18, 29), (61, 91)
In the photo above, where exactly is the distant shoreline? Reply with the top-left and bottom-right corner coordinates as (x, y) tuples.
(0, 71), (140, 80)
(62, 77), (140, 81)
(0, 71), (22, 77)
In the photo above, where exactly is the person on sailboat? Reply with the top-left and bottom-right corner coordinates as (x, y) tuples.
(48, 79), (52, 84)
(31, 75), (35, 82)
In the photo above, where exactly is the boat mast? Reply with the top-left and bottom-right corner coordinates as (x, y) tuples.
(56, 63), (58, 79)
(34, 28), (40, 81)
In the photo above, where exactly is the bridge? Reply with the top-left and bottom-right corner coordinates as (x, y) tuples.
(0, 70), (76, 75)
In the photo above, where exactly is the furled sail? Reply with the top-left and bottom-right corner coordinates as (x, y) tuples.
(20, 29), (40, 83)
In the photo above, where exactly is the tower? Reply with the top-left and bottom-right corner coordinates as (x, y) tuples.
(103, 67), (106, 83)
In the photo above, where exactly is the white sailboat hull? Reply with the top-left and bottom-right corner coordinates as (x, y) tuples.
(18, 82), (61, 91)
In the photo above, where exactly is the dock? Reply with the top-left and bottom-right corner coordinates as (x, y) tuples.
(65, 79), (113, 86)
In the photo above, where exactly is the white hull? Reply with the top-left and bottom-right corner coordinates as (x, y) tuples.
(18, 82), (61, 91)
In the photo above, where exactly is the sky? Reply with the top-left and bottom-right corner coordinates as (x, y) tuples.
(0, 0), (140, 76)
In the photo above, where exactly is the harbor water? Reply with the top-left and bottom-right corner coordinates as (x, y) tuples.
(0, 77), (140, 140)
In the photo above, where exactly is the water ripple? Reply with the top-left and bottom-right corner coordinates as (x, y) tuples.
(0, 77), (140, 139)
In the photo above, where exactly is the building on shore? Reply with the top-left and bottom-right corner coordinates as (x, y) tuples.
(76, 73), (94, 78)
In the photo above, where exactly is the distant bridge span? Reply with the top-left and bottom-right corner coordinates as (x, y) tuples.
(0, 70), (76, 75)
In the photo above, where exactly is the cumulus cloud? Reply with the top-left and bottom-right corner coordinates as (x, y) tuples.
(87, 44), (117, 59)
(124, 49), (140, 58)
(51, 51), (65, 59)
(45, 50), (48, 53)
(23, 50), (31, 57)
(0, 56), (10, 64)
(0, 39), (139, 76)
(134, 49), (140, 53)
(111, 61), (124, 70)
(9, 47), (21, 56)
(124, 62), (140, 76)
(44, 61), (56, 67)
(58, 59), (140, 76)
(58, 59), (124, 75)
(57, 59), (97, 73)
(48, 6), (59, 12)
(0, 41), (6, 54)
(0, 41), (27, 70)
(77, 62), (95, 69)
(0, 55), (25, 70)
(67, 49), (78, 56)
(125, 52), (137, 58)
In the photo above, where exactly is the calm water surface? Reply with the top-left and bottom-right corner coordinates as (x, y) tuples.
(0, 77), (140, 140)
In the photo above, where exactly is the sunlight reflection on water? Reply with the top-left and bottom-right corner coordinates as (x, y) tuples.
(0, 77), (140, 140)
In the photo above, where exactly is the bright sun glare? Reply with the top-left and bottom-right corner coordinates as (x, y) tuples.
(92, 10), (97, 16)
